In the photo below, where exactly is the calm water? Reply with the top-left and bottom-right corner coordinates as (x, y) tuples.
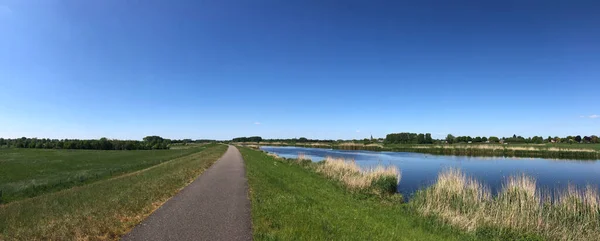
(260, 146), (600, 198)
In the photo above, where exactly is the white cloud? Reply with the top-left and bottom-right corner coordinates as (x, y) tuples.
(590, 115), (599, 119)
(254, 122), (261, 125)
(355, 130), (361, 133)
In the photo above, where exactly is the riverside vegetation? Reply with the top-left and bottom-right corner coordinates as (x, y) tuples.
(232, 132), (600, 160)
(237, 141), (600, 160)
(0, 144), (227, 240)
(250, 147), (600, 240)
(411, 169), (600, 241)
(240, 147), (472, 240)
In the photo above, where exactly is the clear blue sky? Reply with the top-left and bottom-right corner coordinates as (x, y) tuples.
(1, 0), (598, 140)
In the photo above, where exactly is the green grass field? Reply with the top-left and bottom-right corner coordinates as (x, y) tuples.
(0, 147), (206, 203)
(240, 147), (476, 240)
(0, 144), (227, 240)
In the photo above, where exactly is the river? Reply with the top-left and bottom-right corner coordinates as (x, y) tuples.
(260, 146), (600, 198)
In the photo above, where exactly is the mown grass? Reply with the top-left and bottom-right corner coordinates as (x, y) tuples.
(0, 144), (227, 240)
(411, 168), (600, 240)
(240, 147), (476, 240)
(0, 147), (204, 203)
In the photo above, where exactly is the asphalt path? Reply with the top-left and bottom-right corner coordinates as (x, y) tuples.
(121, 145), (252, 241)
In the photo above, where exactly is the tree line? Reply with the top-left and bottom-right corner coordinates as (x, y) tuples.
(232, 136), (263, 142)
(0, 136), (172, 150)
(170, 139), (216, 144)
(231, 136), (338, 143)
(444, 134), (599, 144)
(385, 133), (433, 144)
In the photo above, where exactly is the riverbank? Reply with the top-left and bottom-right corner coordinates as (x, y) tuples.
(239, 147), (475, 240)
(235, 142), (600, 160)
(242, 147), (599, 240)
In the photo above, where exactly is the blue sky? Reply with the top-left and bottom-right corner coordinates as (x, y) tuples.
(1, 0), (599, 140)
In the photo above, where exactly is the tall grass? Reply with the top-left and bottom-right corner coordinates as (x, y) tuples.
(411, 168), (600, 240)
(316, 157), (400, 195)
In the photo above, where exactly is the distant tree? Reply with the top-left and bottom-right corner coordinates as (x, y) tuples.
(474, 136), (482, 143)
(248, 136), (262, 142)
(425, 133), (433, 144)
(488, 136), (499, 143)
(575, 135), (582, 143)
(143, 136), (165, 143)
(298, 137), (308, 143)
(446, 134), (455, 144)
(481, 137), (488, 142)
(417, 134), (425, 144)
(531, 136), (543, 144)
(591, 135), (599, 144)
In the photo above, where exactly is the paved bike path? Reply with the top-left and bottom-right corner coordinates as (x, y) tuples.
(121, 145), (252, 241)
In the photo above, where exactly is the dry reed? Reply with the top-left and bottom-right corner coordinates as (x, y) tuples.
(316, 157), (400, 194)
(412, 168), (600, 240)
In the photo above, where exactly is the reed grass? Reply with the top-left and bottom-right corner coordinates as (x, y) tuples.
(411, 168), (600, 240)
(315, 156), (400, 195)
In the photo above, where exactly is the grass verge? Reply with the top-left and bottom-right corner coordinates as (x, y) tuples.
(240, 147), (473, 240)
(0, 144), (227, 240)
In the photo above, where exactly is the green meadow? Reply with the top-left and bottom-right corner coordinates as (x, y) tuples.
(0, 144), (227, 240)
(0, 146), (206, 203)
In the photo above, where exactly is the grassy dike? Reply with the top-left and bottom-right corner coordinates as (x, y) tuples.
(0, 144), (227, 240)
(0, 146), (209, 203)
(240, 147), (474, 240)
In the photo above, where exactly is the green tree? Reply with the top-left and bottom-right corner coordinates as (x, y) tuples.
(446, 134), (455, 144)
(425, 133), (433, 144)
